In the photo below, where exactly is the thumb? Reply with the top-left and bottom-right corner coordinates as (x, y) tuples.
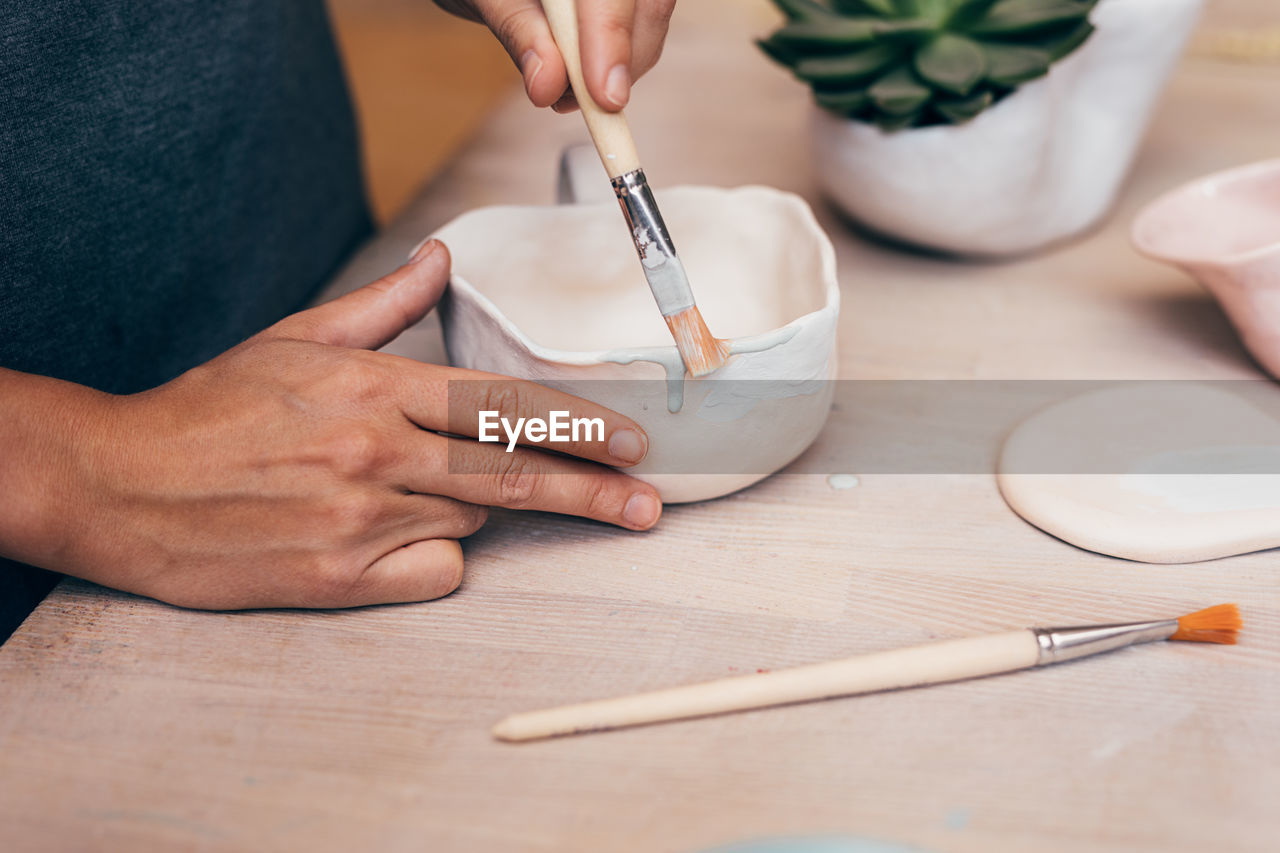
(577, 1), (636, 111)
(274, 239), (451, 350)
(341, 539), (465, 607)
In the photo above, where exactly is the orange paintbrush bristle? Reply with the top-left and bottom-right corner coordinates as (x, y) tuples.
(1170, 603), (1242, 644)
(664, 306), (729, 377)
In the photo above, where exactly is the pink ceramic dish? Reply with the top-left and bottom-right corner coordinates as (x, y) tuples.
(1132, 159), (1280, 377)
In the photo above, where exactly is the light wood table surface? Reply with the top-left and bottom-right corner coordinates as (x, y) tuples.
(2, 3), (1278, 851)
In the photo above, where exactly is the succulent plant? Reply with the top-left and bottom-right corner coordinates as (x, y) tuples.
(759, 0), (1101, 131)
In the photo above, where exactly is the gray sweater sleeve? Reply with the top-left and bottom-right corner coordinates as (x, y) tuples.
(0, 0), (373, 639)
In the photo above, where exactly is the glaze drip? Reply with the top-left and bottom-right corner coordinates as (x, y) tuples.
(603, 325), (802, 413)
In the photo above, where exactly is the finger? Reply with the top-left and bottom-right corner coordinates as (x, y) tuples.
(551, 91), (579, 113)
(343, 539), (465, 607)
(476, 0), (569, 107)
(401, 495), (490, 541)
(432, 438), (663, 530)
(432, 1), (484, 23)
(393, 370), (648, 467)
(271, 240), (451, 350)
(577, 0), (636, 110)
(630, 0), (675, 79)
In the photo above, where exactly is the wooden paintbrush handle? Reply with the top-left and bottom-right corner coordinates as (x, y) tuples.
(493, 631), (1042, 741)
(541, 0), (641, 178)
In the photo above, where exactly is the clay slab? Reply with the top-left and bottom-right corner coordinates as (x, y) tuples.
(998, 383), (1280, 563)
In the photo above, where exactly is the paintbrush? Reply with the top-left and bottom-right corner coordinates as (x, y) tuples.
(493, 603), (1241, 742)
(542, 0), (729, 377)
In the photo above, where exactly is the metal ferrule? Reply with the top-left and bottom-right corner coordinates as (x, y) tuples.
(611, 169), (695, 315)
(1033, 620), (1179, 665)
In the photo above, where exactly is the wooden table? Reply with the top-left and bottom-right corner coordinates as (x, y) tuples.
(2, 3), (1277, 851)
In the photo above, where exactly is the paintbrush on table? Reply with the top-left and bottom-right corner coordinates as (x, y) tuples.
(542, 0), (729, 377)
(493, 603), (1241, 742)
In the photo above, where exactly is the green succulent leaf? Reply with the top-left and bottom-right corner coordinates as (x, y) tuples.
(934, 88), (994, 122)
(771, 17), (936, 52)
(946, 0), (1003, 28)
(814, 88), (872, 114)
(907, 0), (954, 20)
(761, 0), (1098, 131)
(772, 0), (839, 22)
(978, 42), (1051, 85)
(1035, 19), (1096, 59)
(868, 66), (932, 115)
(794, 44), (902, 83)
(885, 0), (920, 15)
(964, 0), (1093, 38)
(873, 18), (938, 41)
(771, 18), (884, 50)
(757, 35), (802, 67)
(832, 0), (899, 16)
(914, 33), (986, 95)
(873, 109), (925, 131)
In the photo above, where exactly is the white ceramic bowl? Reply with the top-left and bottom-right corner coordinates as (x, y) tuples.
(431, 184), (840, 503)
(1133, 159), (1280, 379)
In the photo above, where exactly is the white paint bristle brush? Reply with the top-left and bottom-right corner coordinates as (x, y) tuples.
(493, 603), (1241, 742)
(542, 0), (729, 377)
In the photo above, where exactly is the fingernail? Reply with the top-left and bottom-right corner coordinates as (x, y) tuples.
(622, 493), (661, 529)
(604, 64), (630, 109)
(408, 238), (438, 264)
(607, 428), (647, 464)
(520, 50), (543, 95)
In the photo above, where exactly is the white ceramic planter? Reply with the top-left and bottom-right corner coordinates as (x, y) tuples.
(432, 184), (840, 503)
(811, 0), (1204, 257)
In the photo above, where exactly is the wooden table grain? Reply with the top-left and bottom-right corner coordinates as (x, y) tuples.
(2, 3), (1278, 851)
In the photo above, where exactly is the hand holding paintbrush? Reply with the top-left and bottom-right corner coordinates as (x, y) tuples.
(542, 0), (729, 377)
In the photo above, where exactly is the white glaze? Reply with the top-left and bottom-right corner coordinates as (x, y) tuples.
(431, 184), (840, 503)
(998, 384), (1280, 563)
(601, 324), (803, 415)
(811, 0), (1204, 257)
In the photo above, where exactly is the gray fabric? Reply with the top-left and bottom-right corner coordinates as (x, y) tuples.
(1, 0), (373, 639)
